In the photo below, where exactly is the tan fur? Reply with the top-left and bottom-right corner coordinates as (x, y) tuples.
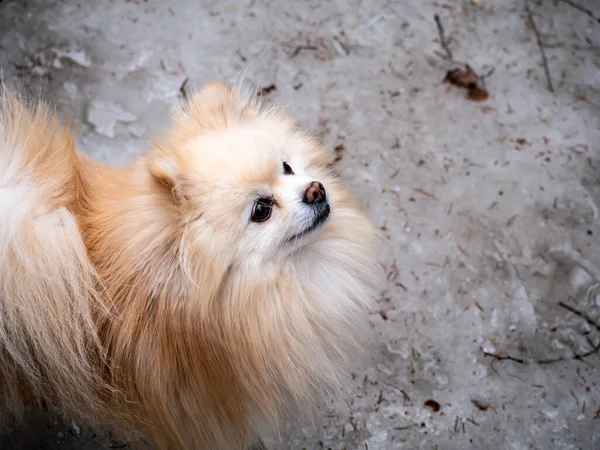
(0, 82), (378, 449)
(0, 92), (114, 422)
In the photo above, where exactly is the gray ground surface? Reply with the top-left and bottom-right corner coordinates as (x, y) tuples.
(1, 0), (600, 448)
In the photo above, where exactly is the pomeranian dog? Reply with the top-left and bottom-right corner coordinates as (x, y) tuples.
(0, 81), (377, 449)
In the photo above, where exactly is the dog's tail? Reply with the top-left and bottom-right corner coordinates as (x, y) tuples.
(0, 90), (110, 422)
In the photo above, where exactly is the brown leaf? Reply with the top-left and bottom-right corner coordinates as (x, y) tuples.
(445, 66), (478, 88)
(424, 399), (441, 412)
(467, 86), (489, 102)
(334, 144), (345, 163)
(471, 399), (489, 411)
(258, 84), (277, 96)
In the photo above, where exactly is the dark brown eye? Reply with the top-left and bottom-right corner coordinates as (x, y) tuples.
(251, 200), (273, 223)
(283, 161), (294, 175)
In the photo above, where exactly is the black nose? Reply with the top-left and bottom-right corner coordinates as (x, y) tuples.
(303, 181), (326, 204)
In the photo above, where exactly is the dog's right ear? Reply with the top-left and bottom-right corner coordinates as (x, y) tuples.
(188, 81), (233, 108)
(182, 81), (257, 130)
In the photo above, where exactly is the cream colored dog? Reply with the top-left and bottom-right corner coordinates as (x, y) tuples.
(0, 82), (377, 449)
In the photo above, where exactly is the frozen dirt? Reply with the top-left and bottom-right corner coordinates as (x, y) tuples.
(1, 0), (600, 448)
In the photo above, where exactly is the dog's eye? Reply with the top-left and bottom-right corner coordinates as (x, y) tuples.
(251, 199), (273, 223)
(282, 161), (294, 175)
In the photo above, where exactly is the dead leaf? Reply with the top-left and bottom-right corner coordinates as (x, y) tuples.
(424, 399), (441, 412)
(467, 86), (489, 102)
(334, 144), (345, 163)
(471, 399), (489, 411)
(258, 84), (277, 96)
(445, 66), (478, 88)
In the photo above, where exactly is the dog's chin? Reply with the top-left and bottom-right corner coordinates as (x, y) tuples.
(285, 204), (331, 248)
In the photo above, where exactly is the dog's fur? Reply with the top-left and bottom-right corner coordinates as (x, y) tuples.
(0, 82), (377, 449)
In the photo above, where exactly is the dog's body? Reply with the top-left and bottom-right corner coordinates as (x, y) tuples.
(0, 83), (377, 449)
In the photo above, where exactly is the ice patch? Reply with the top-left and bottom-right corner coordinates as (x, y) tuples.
(51, 46), (92, 69)
(86, 100), (137, 138)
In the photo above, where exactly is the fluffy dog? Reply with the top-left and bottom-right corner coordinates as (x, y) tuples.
(0, 82), (377, 449)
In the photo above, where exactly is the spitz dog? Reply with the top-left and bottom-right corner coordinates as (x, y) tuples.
(0, 82), (377, 449)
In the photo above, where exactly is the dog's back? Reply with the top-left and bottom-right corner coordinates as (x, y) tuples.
(0, 91), (109, 422)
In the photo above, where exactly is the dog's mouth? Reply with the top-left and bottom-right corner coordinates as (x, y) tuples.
(286, 203), (330, 244)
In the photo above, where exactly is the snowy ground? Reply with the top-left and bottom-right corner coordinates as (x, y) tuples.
(1, 0), (600, 448)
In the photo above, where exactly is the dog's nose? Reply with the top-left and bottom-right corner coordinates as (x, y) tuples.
(303, 181), (326, 204)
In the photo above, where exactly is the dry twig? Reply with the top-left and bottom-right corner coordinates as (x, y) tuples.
(434, 14), (456, 64)
(484, 301), (600, 365)
(179, 78), (189, 101)
(290, 44), (318, 58)
(561, 0), (600, 25)
(537, 341), (600, 364)
(484, 352), (525, 363)
(524, 0), (554, 93)
(558, 301), (600, 333)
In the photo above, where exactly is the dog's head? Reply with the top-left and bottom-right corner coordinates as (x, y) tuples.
(147, 83), (360, 274)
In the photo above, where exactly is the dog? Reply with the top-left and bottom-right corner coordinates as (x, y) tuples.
(0, 82), (378, 449)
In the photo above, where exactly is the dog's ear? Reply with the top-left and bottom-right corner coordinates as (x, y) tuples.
(148, 151), (178, 189)
(185, 81), (257, 128)
(189, 81), (233, 107)
(147, 151), (190, 207)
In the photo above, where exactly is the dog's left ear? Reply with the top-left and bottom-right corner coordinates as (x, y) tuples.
(147, 151), (190, 207)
